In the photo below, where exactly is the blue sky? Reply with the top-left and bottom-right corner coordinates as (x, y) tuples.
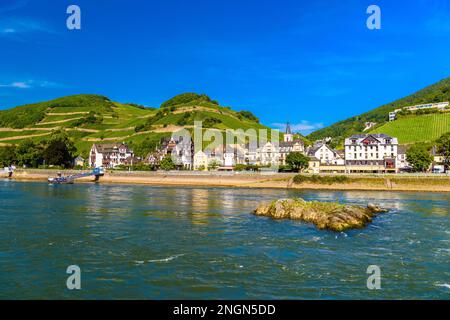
(1, 0), (450, 134)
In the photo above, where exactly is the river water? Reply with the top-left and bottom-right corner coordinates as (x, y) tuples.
(0, 180), (448, 299)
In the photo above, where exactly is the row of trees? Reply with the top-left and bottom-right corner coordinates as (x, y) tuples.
(0, 130), (76, 168)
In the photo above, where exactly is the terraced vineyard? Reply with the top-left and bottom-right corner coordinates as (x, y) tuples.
(369, 113), (450, 144)
(0, 93), (270, 157)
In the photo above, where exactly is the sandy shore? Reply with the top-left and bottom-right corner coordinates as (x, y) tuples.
(4, 169), (450, 192)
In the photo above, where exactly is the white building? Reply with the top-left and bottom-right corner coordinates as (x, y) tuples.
(308, 143), (344, 165)
(405, 101), (449, 112)
(344, 134), (398, 173)
(389, 112), (397, 121)
(193, 150), (208, 170)
(159, 136), (194, 169)
(89, 143), (134, 168)
(258, 141), (280, 166)
(389, 101), (449, 121)
(396, 145), (409, 171)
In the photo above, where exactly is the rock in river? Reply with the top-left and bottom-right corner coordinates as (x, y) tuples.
(253, 198), (388, 232)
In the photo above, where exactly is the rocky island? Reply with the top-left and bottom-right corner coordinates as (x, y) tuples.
(253, 198), (388, 232)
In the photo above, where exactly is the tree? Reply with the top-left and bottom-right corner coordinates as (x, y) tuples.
(42, 130), (76, 168)
(406, 144), (433, 172)
(134, 138), (158, 158)
(159, 155), (175, 171)
(237, 110), (259, 123)
(436, 132), (450, 167)
(286, 152), (309, 172)
(16, 139), (43, 167)
(0, 145), (17, 167)
(207, 159), (220, 171)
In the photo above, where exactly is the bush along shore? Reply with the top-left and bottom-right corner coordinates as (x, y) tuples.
(253, 198), (388, 232)
(293, 174), (349, 184)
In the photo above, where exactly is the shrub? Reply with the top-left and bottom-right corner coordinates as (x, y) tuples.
(293, 175), (349, 185)
(160, 93), (216, 109)
(177, 112), (191, 126)
(203, 117), (222, 128)
(237, 110), (259, 123)
(160, 155), (175, 171)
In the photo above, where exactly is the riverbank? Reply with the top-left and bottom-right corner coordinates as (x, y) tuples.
(6, 169), (450, 192)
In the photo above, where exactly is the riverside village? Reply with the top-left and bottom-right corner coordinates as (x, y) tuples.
(2, 100), (449, 180)
(86, 102), (449, 175)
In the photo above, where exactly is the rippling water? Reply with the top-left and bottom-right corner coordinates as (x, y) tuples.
(0, 180), (449, 299)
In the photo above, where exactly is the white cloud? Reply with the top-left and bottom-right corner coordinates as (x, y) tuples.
(0, 81), (31, 88)
(0, 18), (56, 37)
(11, 81), (30, 88)
(272, 121), (324, 135)
(0, 80), (62, 89)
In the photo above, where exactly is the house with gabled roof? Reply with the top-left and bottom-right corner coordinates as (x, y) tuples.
(89, 142), (134, 168)
(344, 134), (399, 173)
(307, 143), (344, 165)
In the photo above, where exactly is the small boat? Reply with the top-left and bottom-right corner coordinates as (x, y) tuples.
(48, 175), (75, 184)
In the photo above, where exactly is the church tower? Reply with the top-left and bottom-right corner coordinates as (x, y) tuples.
(284, 122), (293, 142)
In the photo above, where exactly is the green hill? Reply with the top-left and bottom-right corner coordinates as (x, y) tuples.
(0, 93), (269, 157)
(369, 113), (450, 144)
(308, 77), (450, 144)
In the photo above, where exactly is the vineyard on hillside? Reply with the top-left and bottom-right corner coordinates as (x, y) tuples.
(369, 113), (450, 144)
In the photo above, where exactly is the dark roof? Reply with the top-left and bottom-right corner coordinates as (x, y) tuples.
(94, 143), (131, 153)
(348, 133), (392, 139)
(397, 145), (407, 154)
(285, 122), (292, 135)
(308, 143), (323, 155)
(307, 143), (340, 157)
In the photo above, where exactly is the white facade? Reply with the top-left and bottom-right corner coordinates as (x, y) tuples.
(89, 143), (134, 168)
(389, 101), (449, 121)
(193, 151), (208, 170)
(344, 134), (398, 172)
(308, 144), (345, 165)
(405, 101), (449, 111)
(258, 142), (280, 166)
(160, 136), (194, 169)
(389, 112), (396, 121)
(224, 153), (234, 167)
(396, 146), (409, 170)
